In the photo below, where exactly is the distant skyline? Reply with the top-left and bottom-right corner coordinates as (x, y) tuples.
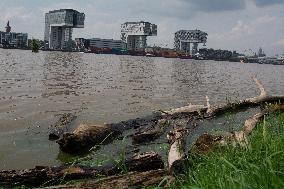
(0, 0), (283, 55)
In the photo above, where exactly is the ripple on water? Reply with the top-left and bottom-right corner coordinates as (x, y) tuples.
(0, 49), (284, 170)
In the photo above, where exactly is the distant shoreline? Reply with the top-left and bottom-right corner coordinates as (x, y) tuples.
(0, 47), (283, 66)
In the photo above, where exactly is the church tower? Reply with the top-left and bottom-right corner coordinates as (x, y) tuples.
(5, 21), (11, 33)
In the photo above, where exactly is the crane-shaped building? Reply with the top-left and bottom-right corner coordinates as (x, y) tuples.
(121, 21), (157, 51)
(174, 29), (208, 55)
(44, 9), (85, 50)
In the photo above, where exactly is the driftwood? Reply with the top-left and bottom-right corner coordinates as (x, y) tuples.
(0, 152), (164, 187)
(232, 104), (284, 146)
(132, 119), (169, 144)
(49, 113), (77, 140)
(56, 113), (164, 154)
(38, 169), (172, 189)
(166, 77), (284, 118)
(206, 77), (284, 116)
(167, 126), (187, 175)
(167, 77), (284, 174)
(191, 103), (284, 152)
(57, 124), (120, 154)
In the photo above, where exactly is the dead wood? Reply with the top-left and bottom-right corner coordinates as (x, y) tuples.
(206, 77), (284, 116)
(191, 133), (226, 153)
(132, 119), (169, 144)
(165, 77), (284, 119)
(191, 103), (284, 151)
(49, 113), (77, 140)
(0, 152), (164, 187)
(167, 126), (187, 175)
(232, 104), (284, 146)
(38, 169), (172, 189)
(57, 124), (120, 154)
(164, 104), (207, 116)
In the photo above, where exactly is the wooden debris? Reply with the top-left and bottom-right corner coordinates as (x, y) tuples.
(49, 113), (77, 140)
(57, 124), (119, 154)
(167, 126), (187, 175)
(38, 169), (172, 189)
(132, 119), (169, 144)
(0, 152), (164, 187)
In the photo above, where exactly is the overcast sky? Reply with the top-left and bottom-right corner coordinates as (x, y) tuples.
(0, 0), (283, 55)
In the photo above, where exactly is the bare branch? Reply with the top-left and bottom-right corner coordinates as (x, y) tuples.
(244, 76), (268, 103)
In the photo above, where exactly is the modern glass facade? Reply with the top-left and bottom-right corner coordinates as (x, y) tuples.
(44, 9), (85, 50)
(121, 21), (157, 51)
(0, 31), (28, 48)
(89, 38), (126, 49)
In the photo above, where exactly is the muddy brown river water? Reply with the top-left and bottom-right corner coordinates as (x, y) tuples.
(0, 49), (283, 170)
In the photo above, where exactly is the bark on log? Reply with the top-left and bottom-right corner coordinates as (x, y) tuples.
(38, 169), (172, 189)
(49, 113), (77, 140)
(166, 77), (284, 119)
(57, 124), (120, 154)
(132, 119), (169, 144)
(164, 104), (207, 116)
(191, 104), (284, 151)
(167, 126), (187, 175)
(0, 152), (164, 187)
(233, 104), (284, 146)
(191, 133), (226, 153)
(206, 77), (284, 116)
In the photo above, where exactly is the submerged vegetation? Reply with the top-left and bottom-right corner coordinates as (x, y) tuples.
(171, 112), (284, 189)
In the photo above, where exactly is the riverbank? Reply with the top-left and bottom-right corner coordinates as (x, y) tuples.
(1, 76), (284, 188)
(171, 111), (284, 188)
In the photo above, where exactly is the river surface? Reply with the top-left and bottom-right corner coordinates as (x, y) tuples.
(0, 49), (283, 170)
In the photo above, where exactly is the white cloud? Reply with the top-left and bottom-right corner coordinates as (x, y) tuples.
(274, 38), (284, 46)
(230, 20), (254, 37)
(0, 0), (284, 55)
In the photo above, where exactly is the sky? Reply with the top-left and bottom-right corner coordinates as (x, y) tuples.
(0, 0), (283, 55)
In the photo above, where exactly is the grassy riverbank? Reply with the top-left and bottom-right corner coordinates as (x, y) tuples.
(170, 112), (284, 189)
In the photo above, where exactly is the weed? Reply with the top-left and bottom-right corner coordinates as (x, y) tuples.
(169, 112), (284, 189)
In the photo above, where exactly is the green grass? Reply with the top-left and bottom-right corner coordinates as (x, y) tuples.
(170, 112), (284, 189)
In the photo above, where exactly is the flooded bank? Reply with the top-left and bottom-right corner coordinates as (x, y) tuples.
(0, 49), (284, 170)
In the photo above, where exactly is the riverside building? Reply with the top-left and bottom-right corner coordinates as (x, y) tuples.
(174, 29), (207, 55)
(75, 38), (126, 50)
(121, 21), (157, 51)
(0, 21), (28, 48)
(44, 9), (85, 50)
(88, 38), (126, 49)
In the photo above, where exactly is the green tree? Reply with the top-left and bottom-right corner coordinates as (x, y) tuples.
(31, 39), (39, 53)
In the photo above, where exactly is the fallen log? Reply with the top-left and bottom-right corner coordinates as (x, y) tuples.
(49, 113), (77, 140)
(191, 103), (284, 152)
(57, 124), (120, 154)
(166, 77), (284, 119)
(132, 119), (169, 144)
(232, 104), (284, 146)
(167, 126), (187, 175)
(38, 169), (172, 189)
(206, 77), (284, 116)
(189, 133), (232, 154)
(0, 152), (164, 187)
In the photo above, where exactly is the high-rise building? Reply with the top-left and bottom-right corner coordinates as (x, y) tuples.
(44, 9), (85, 50)
(174, 29), (208, 55)
(121, 21), (157, 51)
(258, 47), (266, 57)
